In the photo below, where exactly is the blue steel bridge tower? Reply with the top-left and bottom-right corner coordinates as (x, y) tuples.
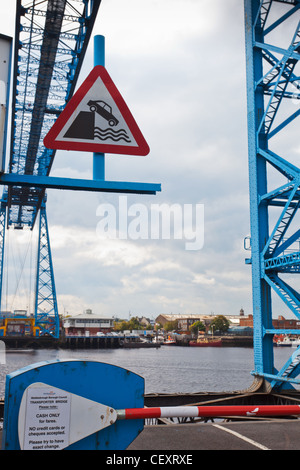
(244, 0), (300, 390)
(0, 0), (103, 338)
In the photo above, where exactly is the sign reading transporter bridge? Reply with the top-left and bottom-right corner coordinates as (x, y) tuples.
(96, 197), (204, 251)
(44, 66), (149, 156)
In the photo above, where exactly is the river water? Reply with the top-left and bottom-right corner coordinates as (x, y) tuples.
(0, 345), (296, 397)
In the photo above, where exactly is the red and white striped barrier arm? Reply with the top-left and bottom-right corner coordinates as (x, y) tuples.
(116, 404), (300, 420)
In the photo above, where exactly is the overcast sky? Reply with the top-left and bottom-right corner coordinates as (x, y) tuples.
(0, 0), (298, 320)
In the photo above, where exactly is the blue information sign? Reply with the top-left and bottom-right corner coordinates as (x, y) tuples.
(2, 360), (144, 450)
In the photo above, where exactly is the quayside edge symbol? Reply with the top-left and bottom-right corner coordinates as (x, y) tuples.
(63, 99), (131, 144)
(43, 65), (150, 156)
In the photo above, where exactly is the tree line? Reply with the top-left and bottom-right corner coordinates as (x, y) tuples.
(114, 315), (230, 334)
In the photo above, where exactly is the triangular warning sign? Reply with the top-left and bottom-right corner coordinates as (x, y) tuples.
(44, 66), (150, 156)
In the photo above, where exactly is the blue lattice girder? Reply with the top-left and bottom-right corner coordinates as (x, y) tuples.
(264, 273), (300, 318)
(270, 347), (300, 389)
(258, 22), (300, 135)
(5, 0), (102, 228)
(265, 251), (300, 271)
(34, 199), (59, 338)
(244, 0), (300, 390)
(262, 181), (300, 257)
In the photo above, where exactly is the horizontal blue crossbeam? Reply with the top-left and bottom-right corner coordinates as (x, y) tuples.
(264, 328), (300, 336)
(0, 173), (161, 195)
(264, 251), (300, 270)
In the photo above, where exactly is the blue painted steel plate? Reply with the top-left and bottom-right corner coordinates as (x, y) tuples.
(2, 360), (144, 450)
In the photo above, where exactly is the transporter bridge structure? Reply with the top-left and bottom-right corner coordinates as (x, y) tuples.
(0, 0), (299, 394)
(0, 0), (160, 339)
(0, 0), (104, 338)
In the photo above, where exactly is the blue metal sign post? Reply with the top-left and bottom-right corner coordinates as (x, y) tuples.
(2, 360), (144, 450)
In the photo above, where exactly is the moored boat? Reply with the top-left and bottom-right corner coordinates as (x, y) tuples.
(153, 335), (164, 345)
(5, 348), (36, 354)
(291, 338), (300, 348)
(273, 335), (293, 347)
(162, 336), (176, 345)
(122, 340), (160, 348)
(189, 338), (222, 347)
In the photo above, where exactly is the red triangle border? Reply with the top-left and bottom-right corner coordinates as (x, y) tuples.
(44, 66), (150, 156)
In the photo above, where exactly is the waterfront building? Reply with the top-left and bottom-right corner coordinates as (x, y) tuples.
(63, 309), (114, 336)
(0, 310), (29, 320)
(240, 314), (300, 330)
(155, 314), (215, 332)
(137, 317), (153, 328)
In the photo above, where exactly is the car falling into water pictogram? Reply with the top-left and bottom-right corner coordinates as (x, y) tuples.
(87, 100), (119, 126)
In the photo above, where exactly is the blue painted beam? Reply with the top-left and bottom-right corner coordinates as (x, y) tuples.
(244, 0), (274, 380)
(268, 107), (300, 139)
(273, 229), (300, 257)
(0, 173), (161, 195)
(265, 328), (300, 336)
(255, 41), (300, 61)
(264, 251), (300, 270)
(264, 3), (300, 36)
(252, 372), (300, 386)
